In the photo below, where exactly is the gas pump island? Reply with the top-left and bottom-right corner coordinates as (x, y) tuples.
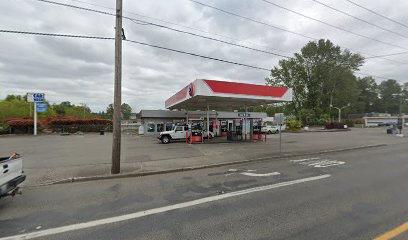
(165, 79), (292, 143)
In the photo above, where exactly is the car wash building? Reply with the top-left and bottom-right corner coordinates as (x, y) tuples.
(140, 79), (292, 142)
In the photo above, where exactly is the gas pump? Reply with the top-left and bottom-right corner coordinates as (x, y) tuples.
(191, 120), (203, 142)
(220, 120), (228, 136)
(252, 119), (262, 140)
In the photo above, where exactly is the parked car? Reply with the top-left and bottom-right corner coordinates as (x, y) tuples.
(261, 125), (286, 134)
(1, 153), (26, 198)
(158, 125), (188, 144)
(378, 122), (397, 127)
(158, 125), (214, 144)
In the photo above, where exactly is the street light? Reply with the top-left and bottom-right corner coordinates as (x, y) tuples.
(330, 103), (351, 123)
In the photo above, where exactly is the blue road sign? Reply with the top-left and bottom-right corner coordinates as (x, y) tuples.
(36, 103), (47, 113)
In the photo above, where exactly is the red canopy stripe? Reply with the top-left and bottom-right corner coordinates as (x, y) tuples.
(204, 79), (288, 97)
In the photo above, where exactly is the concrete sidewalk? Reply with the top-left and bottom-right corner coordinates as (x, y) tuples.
(0, 127), (405, 186)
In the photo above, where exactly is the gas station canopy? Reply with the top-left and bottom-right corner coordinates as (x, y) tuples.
(165, 79), (292, 110)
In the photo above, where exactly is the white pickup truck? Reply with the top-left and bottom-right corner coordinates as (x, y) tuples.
(261, 124), (286, 134)
(0, 153), (26, 198)
(158, 125), (214, 144)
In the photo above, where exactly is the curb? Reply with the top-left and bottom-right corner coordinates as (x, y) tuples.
(41, 143), (387, 186)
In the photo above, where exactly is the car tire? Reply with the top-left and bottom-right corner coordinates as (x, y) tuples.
(161, 136), (170, 144)
(267, 130), (272, 134)
(275, 130), (279, 134)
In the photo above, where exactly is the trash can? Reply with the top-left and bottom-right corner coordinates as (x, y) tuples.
(100, 130), (105, 135)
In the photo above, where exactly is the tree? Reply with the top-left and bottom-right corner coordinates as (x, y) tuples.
(106, 104), (114, 119)
(0, 96), (55, 122)
(266, 39), (364, 124)
(356, 77), (379, 113)
(121, 103), (132, 120)
(105, 103), (132, 119)
(378, 79), (402, 114)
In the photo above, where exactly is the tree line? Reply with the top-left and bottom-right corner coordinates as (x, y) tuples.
(0, 95), (133, 123)
(265, 39), (408, 125)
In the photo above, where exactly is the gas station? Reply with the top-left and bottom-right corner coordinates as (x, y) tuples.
(164, 79), (292, 143)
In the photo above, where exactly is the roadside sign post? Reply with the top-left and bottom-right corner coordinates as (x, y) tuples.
(27, 93), (45, 136)
(34, 102), (37, 136)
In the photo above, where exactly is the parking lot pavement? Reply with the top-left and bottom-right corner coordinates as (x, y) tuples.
(0, 127), (406, 186)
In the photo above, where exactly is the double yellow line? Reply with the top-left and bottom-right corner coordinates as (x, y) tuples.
(374, 222), (408, 240)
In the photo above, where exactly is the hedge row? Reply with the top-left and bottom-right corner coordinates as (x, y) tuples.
(46, 117), (112, 126)
(4, 117), (112, 133)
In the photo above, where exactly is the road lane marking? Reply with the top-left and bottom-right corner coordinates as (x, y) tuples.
(0, 174), (331, 240)
(290, 157), (320, 163)
(373, 222), (408, 240)
(240, 172), (280, 177)
(291, 157), (345, 168)
(226, 169), (280, 177)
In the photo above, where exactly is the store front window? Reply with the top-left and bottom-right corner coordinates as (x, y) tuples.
(165, 122), (173, 131)
(157, 123), (164, 132)
(147, 123), (155, 132)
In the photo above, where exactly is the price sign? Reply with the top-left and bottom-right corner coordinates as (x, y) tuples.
(27, 93), (45, 103)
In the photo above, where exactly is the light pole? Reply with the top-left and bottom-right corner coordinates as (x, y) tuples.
(330, 103), (351, 123)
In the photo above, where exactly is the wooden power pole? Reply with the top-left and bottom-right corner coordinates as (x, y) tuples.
(111, 0), (122, 174)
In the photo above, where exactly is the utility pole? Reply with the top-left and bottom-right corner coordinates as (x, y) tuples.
(111, 0), (122, 174)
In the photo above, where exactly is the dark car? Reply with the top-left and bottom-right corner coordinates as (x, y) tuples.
(378, 122), (397, 126)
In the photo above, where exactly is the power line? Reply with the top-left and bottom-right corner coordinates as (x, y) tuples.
(28, 0), (408, 66)
(31, 0), (290, 58)
(311, 0), (408, 39)
(0, 28), (271, 72)
(31, 0), (408, 65)
(127, 19), (290, 58)
(355, 71), (397, 81)
(187, 0), (408, 65)
(261, 0), (408, 51)
(0, 29), (114, 40)
(188, 0), (317, 41)
(345, 0), (408, 30)
(366, 51), (408, 59)
(1, 29), (400, 82)
(69, 0), (293, 55)
(124, 39), (270, 72)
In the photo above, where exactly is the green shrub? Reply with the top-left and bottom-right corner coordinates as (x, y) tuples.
(287, 119), (302, 131)
(0, 124), (9, 134)
(345, 119), (355, 127)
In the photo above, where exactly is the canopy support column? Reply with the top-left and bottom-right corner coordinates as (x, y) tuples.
(207, 103), (210, 142)
(244, 105), (247, 141)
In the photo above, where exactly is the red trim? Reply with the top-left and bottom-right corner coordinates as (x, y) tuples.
(165, 86), (188, 108)
(204, 79), (288, 97)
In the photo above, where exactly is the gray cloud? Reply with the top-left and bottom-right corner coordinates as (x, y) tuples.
(1, 0), (407, 112)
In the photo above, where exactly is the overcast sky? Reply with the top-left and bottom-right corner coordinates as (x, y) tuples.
(1, 0), (408, 112)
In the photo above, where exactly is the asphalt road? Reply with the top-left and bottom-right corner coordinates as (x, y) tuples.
(0, 143), (407, 240)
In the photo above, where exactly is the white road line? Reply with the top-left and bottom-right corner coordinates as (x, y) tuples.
(314, 162), (345, 168)
(304, 159), (333, 166)
(0, 174), (331, 240)
(290, 157), (320, 163)
(240, 172), (280, 177)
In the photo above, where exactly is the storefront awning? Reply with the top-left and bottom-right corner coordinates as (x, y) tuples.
(165, 79), (292, 110)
